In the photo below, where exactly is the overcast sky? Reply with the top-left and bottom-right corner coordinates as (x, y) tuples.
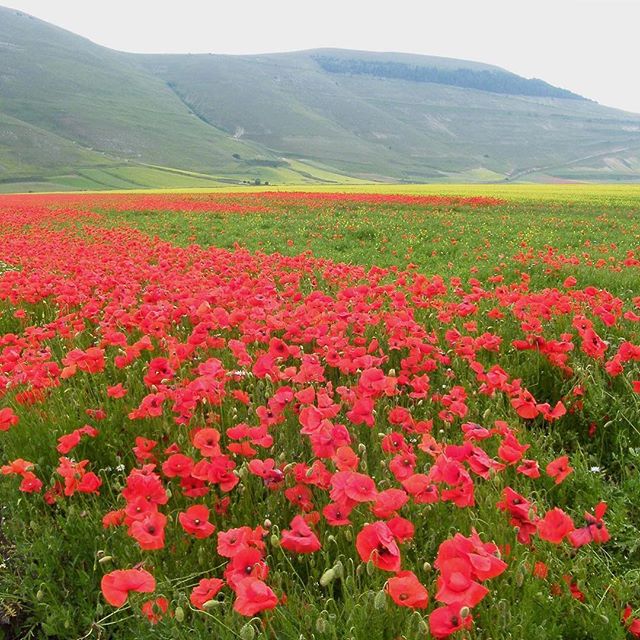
(4, 0), (639, 113)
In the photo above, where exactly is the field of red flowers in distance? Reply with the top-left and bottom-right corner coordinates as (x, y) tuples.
(0, 190), (639, 639)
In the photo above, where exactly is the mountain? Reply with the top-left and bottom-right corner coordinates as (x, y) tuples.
(1, 6), (640, 190)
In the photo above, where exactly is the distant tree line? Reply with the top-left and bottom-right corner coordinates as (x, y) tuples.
(313, 56), (586, 100)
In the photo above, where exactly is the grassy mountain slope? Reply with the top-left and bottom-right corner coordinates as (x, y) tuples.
(138, 49), (640, 182)
(1, 6), (640, 187)
(0, 6), (287, 189)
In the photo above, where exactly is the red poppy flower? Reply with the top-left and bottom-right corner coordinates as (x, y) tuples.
(538, 508), (575, 544)
(568, 502), (610, 547)
(190, 577), (224, 609)
(322, 502), (352, 526)
(546, 456), (573, 485)
(386, 571), (429, 609)
(0, 407), (19, 431)
(233, 578), (278, 616)
(281, 515), (322, 553)
(101, 568), (156, 607)
(429, 604), (473, 638)
(141, 597), (169, 624)
(355, 521), (401, 572)
(162, 453), (194, 478)
(129, 512), (167, 550)
(436, 558), (489, 607)
(224, 547), (269, 590)
(178, 505), (215, 539)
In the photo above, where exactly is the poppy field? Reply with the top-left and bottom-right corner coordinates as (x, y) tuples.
(1, 188), (640, 639)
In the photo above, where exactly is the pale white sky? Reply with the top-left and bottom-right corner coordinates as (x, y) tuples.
(4, 0), (640, 113)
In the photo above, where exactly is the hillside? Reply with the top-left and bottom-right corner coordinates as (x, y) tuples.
(138, 49), (640, 183)
(1, 7), (640, 189)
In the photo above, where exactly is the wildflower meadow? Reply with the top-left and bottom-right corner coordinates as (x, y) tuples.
(0, 188), (639, 639)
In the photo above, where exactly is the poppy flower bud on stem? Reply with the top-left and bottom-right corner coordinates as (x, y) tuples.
(366, 558), (376, 576)
(320, 568), (336, 587)
(374, 590), (387, 610)
(460, 606), (470, 619)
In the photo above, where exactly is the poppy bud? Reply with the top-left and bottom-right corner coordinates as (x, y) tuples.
(316, 617), (328, 633)
(460, 606), (470, 618)
(263, 519), (272, 529)
(333, 560), (344, 578)
(270, 534), (281, 547)
(36, 589), (44, 601)
(239, 623), (256, 640)
(388, 368), (396, 377)
(373, 590), (387, 610)
(203, 599), (221, 610)
(422, 561), (431, 572)
(358, 443), (367, 454)
(344, 529), (353, 542)
(174, 606), (185, 622)
(98, 555), (113, 565)
(320, 568), (336, 587)
(366, 559), (375, 576)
